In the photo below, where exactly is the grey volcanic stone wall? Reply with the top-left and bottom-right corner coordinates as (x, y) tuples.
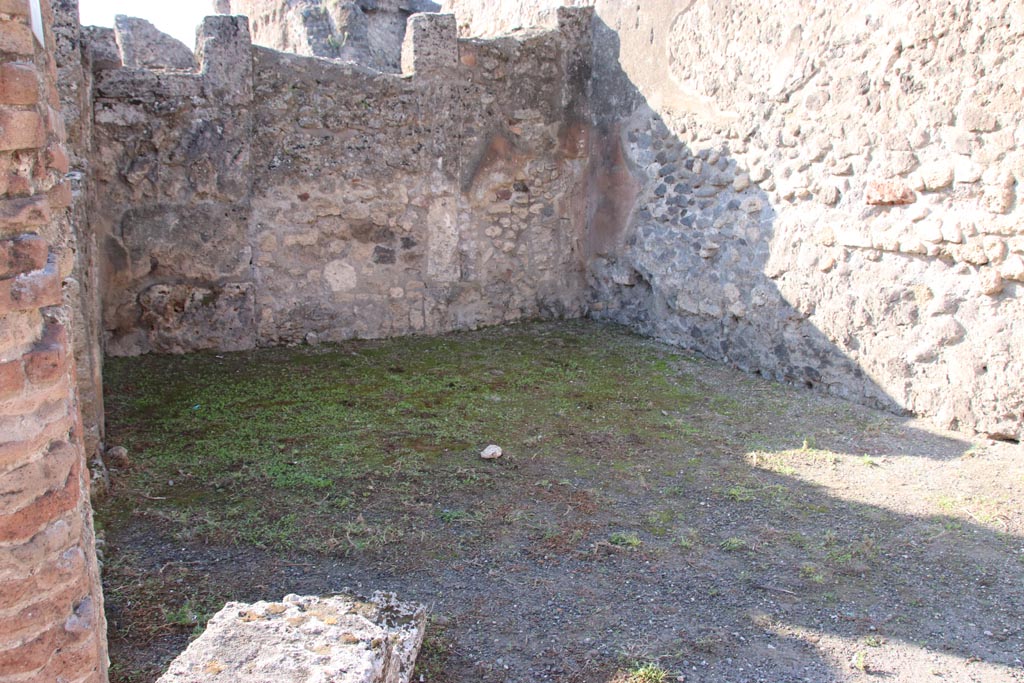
(447, 0), (1024, 441)
(88, 11), (590, 354)
(221, 0), (441, 72)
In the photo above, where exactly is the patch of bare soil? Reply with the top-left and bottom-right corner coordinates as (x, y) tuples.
(98, 321), (1024, 683)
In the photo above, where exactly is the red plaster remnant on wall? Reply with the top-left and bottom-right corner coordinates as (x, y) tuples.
(0, 0), (109, 681)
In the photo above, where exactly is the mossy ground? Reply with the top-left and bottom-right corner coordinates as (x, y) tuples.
(99, 321), (1024, 683)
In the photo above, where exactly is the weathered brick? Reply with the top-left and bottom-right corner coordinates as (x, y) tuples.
(0, 62), (38, 105)
(2, 170), (31, 198)
(0, 233), (47, 278)
(45, 141), (67, 174)
(0, 507), (82, 574)
(0, 305), (42, 351)
(0, 616), (91, 677)
(1, 570), (89, 644)
(36, 631), (104, 682)
(23, 322), (67, 384)
(48, 179), (71, 208)
(0, 625), (56, 677)
(0, 18), (34, 56)
(0, 404), (72, 474)
(0, 257), (60, 314)
(0, 458), (80, 544)
(0, 193), (49, 227)
(0, 358), (24, 399)
(0, 439), (76, 515)
(46, 105), (66, 143)
(0, 546), (84, 614)
(0, 107), (44, 151)
(0, 388), (70, 444)
(0, 0), (30, 16)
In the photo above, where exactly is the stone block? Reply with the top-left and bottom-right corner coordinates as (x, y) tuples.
(114, 15), (198, 71)
(919, 161), (954, 191)
(401, 13), (458, 76)
(960, 107), (998, 133)
(0, 62), (39, 105)
(156, 593), (425, 683)
(978, 267), (1003, 295)
(196, 15), (253, 105)
(82, 26), (122, 71)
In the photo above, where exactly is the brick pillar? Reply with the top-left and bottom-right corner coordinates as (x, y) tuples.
(0, 0), (108, 681)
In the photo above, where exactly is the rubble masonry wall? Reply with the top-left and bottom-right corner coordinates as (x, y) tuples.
(90, 11), (592, 355)
(448, 0), (1024, 440)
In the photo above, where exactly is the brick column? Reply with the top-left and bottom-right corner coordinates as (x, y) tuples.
(0, 0), (108, 681)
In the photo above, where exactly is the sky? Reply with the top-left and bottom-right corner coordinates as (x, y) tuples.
(78, 0), (214, 49)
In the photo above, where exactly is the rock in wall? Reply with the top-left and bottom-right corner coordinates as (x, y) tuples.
(448, 0), (1024, 441)
(89, 11), (591, 353)
(0, 0), (108, 679)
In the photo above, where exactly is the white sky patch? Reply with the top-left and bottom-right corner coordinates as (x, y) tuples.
(78, 0), (215, 50)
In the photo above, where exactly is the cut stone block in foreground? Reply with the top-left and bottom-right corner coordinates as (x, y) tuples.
(156, 593), (426, 683)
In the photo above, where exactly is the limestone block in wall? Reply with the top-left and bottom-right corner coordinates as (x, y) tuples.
(401, 13), (457, 76)
(114, 16), (197, 70)
(426, 195), (459, 283)
(156, 593), (426, 683)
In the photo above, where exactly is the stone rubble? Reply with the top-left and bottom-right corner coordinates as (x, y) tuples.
(156, 593), (426, 683)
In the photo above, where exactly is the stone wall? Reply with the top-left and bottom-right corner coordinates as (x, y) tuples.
(0, 0), (108, 680)
(447, 0), (1024, 441)
(89, 10), (591, 355)
(222, 0), (441, 72)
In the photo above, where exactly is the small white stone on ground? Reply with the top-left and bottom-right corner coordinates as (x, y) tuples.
(480, 444), (503, 459)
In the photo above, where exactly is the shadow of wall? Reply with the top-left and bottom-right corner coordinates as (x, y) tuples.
(569, 1), (1024, 443)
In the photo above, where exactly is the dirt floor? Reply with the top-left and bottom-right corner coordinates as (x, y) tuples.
(96, 320), (1024, 683)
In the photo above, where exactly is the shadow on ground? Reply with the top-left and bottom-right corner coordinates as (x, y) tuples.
(98, 321), (1023, 683)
